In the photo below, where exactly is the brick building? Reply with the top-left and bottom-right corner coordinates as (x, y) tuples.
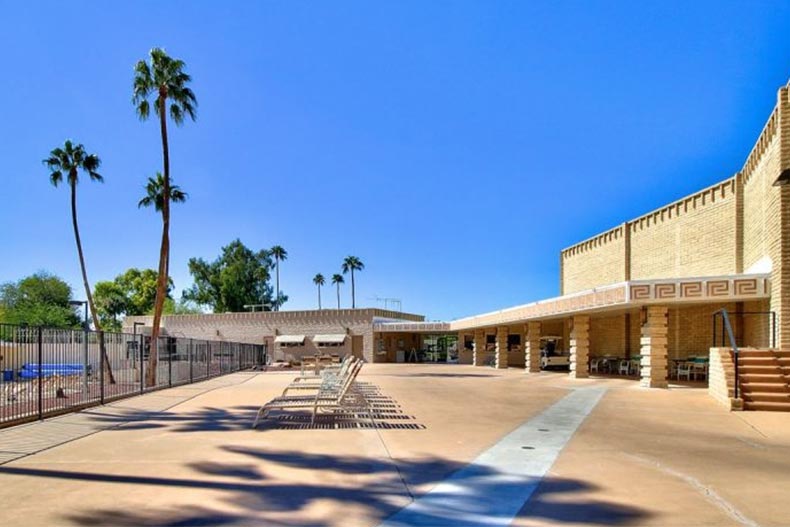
(374, 80), (790, 397)
(126, 79), (790, 404)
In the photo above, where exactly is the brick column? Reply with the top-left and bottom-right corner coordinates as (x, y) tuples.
(641, 306), (669, 388)
(495, 326), (509, 369)
(525, 321), (541, 373)
(569, 315), (590, 379)
(472, 329), (486, 366)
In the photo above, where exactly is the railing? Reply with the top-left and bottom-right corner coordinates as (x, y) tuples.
(712, 309), (741, 399)
(0, 323), (265, 428)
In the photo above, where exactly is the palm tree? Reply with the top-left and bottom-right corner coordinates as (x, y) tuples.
(138, 172), (188, 211)
(341, 256), (365, 309)
(313, 273), (325, 310)
(270, 246), (287, 311)
(44, 140), (115, 383)
(138, 172), (187, 280)
(331, 273), (344, 309)
(133, 48), (197, 386)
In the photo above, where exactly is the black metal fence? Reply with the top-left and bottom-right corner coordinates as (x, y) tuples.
(0, 324), (265, 428)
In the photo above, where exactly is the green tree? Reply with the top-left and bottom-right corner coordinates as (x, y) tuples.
(313, 273), (325, 310)
(183, 239), (275, 313)
(331, 273), (344, 309)
(133, 48), (197, 386)
(341, 256), (365, 309)
(44, 140), (115, 382)
(162, 298), (203, 315)
(94, 268), (175, 330)
(115, 268), (173, 315)
(0, 272), (80, 328)
(93, 281), (128, 332)
(270, 245), (287, 311)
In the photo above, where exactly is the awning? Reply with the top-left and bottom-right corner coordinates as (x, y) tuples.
(312, 334), (347, 344)
(274, 334), (305, 344)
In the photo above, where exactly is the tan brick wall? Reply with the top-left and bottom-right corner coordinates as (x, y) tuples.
(708, 347), (741, 410)
(558, 85), (790, 348)
(629, 180), (737, 280)
(589, 313), (626, 357)
(561, 226), (626, 294)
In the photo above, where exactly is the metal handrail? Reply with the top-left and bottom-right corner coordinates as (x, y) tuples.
(714, 309), (741, 399)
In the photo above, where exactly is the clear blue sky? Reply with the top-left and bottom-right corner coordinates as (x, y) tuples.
(2, 1), (790, 321)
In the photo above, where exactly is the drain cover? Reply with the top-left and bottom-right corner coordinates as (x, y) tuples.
(538, 428), (550, 432)
(522, 446), (535, 450)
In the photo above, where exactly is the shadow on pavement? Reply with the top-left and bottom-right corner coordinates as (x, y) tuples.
(0, 446), (650, 526)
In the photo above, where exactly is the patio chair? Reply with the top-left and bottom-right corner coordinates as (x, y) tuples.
(690, 358), (709, 381)
(618, 360), (630, 375)
(677, 361), (693, 381)
(590, 358), (601, 373)
(252, 360), (363, 427)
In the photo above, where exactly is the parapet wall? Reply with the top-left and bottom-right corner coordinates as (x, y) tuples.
(561, 83), (790, 327)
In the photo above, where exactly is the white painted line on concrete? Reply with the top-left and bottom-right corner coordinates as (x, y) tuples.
(378, 386), (606, 527)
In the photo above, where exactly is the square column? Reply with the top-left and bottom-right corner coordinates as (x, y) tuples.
(641, 306), (668, 388)
(569, 315), (590, 379)
(472, 329), (486, 366)
(495, 326), (509, 369)
(525, 321), (541, 373)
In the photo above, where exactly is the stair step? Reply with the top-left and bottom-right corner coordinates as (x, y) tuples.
(738, 358), (780, 366)
(739, 373), (788, 383)
(743, 400), (790, 412)
(739, 365), (784, 374)
(740, 382), (790, 393)
(738, 351), (783, 358)
(742, 392), (790, 402)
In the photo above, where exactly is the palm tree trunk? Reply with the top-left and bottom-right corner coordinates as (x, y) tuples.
(148, 92), (171, 387)
(351, 270), (356, 309)
(318, 286), (321, 310)
(275, 260), (280, 311)
(336, 284), (340, 309)
(70, 183), (116, 383)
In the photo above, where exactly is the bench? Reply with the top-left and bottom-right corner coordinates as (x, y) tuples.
(17, 363), (91, 380)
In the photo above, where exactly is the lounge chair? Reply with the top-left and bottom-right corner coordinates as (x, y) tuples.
(252, 360), (363, 427)
(281, 357), (358, 395)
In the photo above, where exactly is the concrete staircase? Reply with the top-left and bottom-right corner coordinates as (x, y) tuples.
(738, 350), (790, 411)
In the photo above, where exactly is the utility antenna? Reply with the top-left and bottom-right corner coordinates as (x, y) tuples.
(371, 295), (402, 312)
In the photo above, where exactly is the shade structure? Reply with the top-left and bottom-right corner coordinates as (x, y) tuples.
(274, 334), (306, 344)
(312, 334), (347, 345)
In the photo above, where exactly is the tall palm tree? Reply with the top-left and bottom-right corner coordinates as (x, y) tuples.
(341, 256), (365, 309)
(44, 140), (115, 383)
(133, 48), (197, 386)
(138, 172), (187, 279)
(270, 246), (287, 311)
(313, 273), (325, 310)
(331, 273), (344, 309)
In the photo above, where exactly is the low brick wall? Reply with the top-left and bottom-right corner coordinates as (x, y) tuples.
(708, 347), (742, 410)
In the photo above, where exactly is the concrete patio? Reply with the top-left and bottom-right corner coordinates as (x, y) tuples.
(0, 364), (787, 526)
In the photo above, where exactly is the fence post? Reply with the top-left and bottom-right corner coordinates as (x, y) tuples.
(140, 334), (145, 394)
(168, 338), (172, 387)
(37, 327), (43, 420)
(189, 339), (193, 384)
(82, 326), (89, 398)
(207, 341), (211, 378)
(239, 344), (242, 371)
(99, 332), (105, 404)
